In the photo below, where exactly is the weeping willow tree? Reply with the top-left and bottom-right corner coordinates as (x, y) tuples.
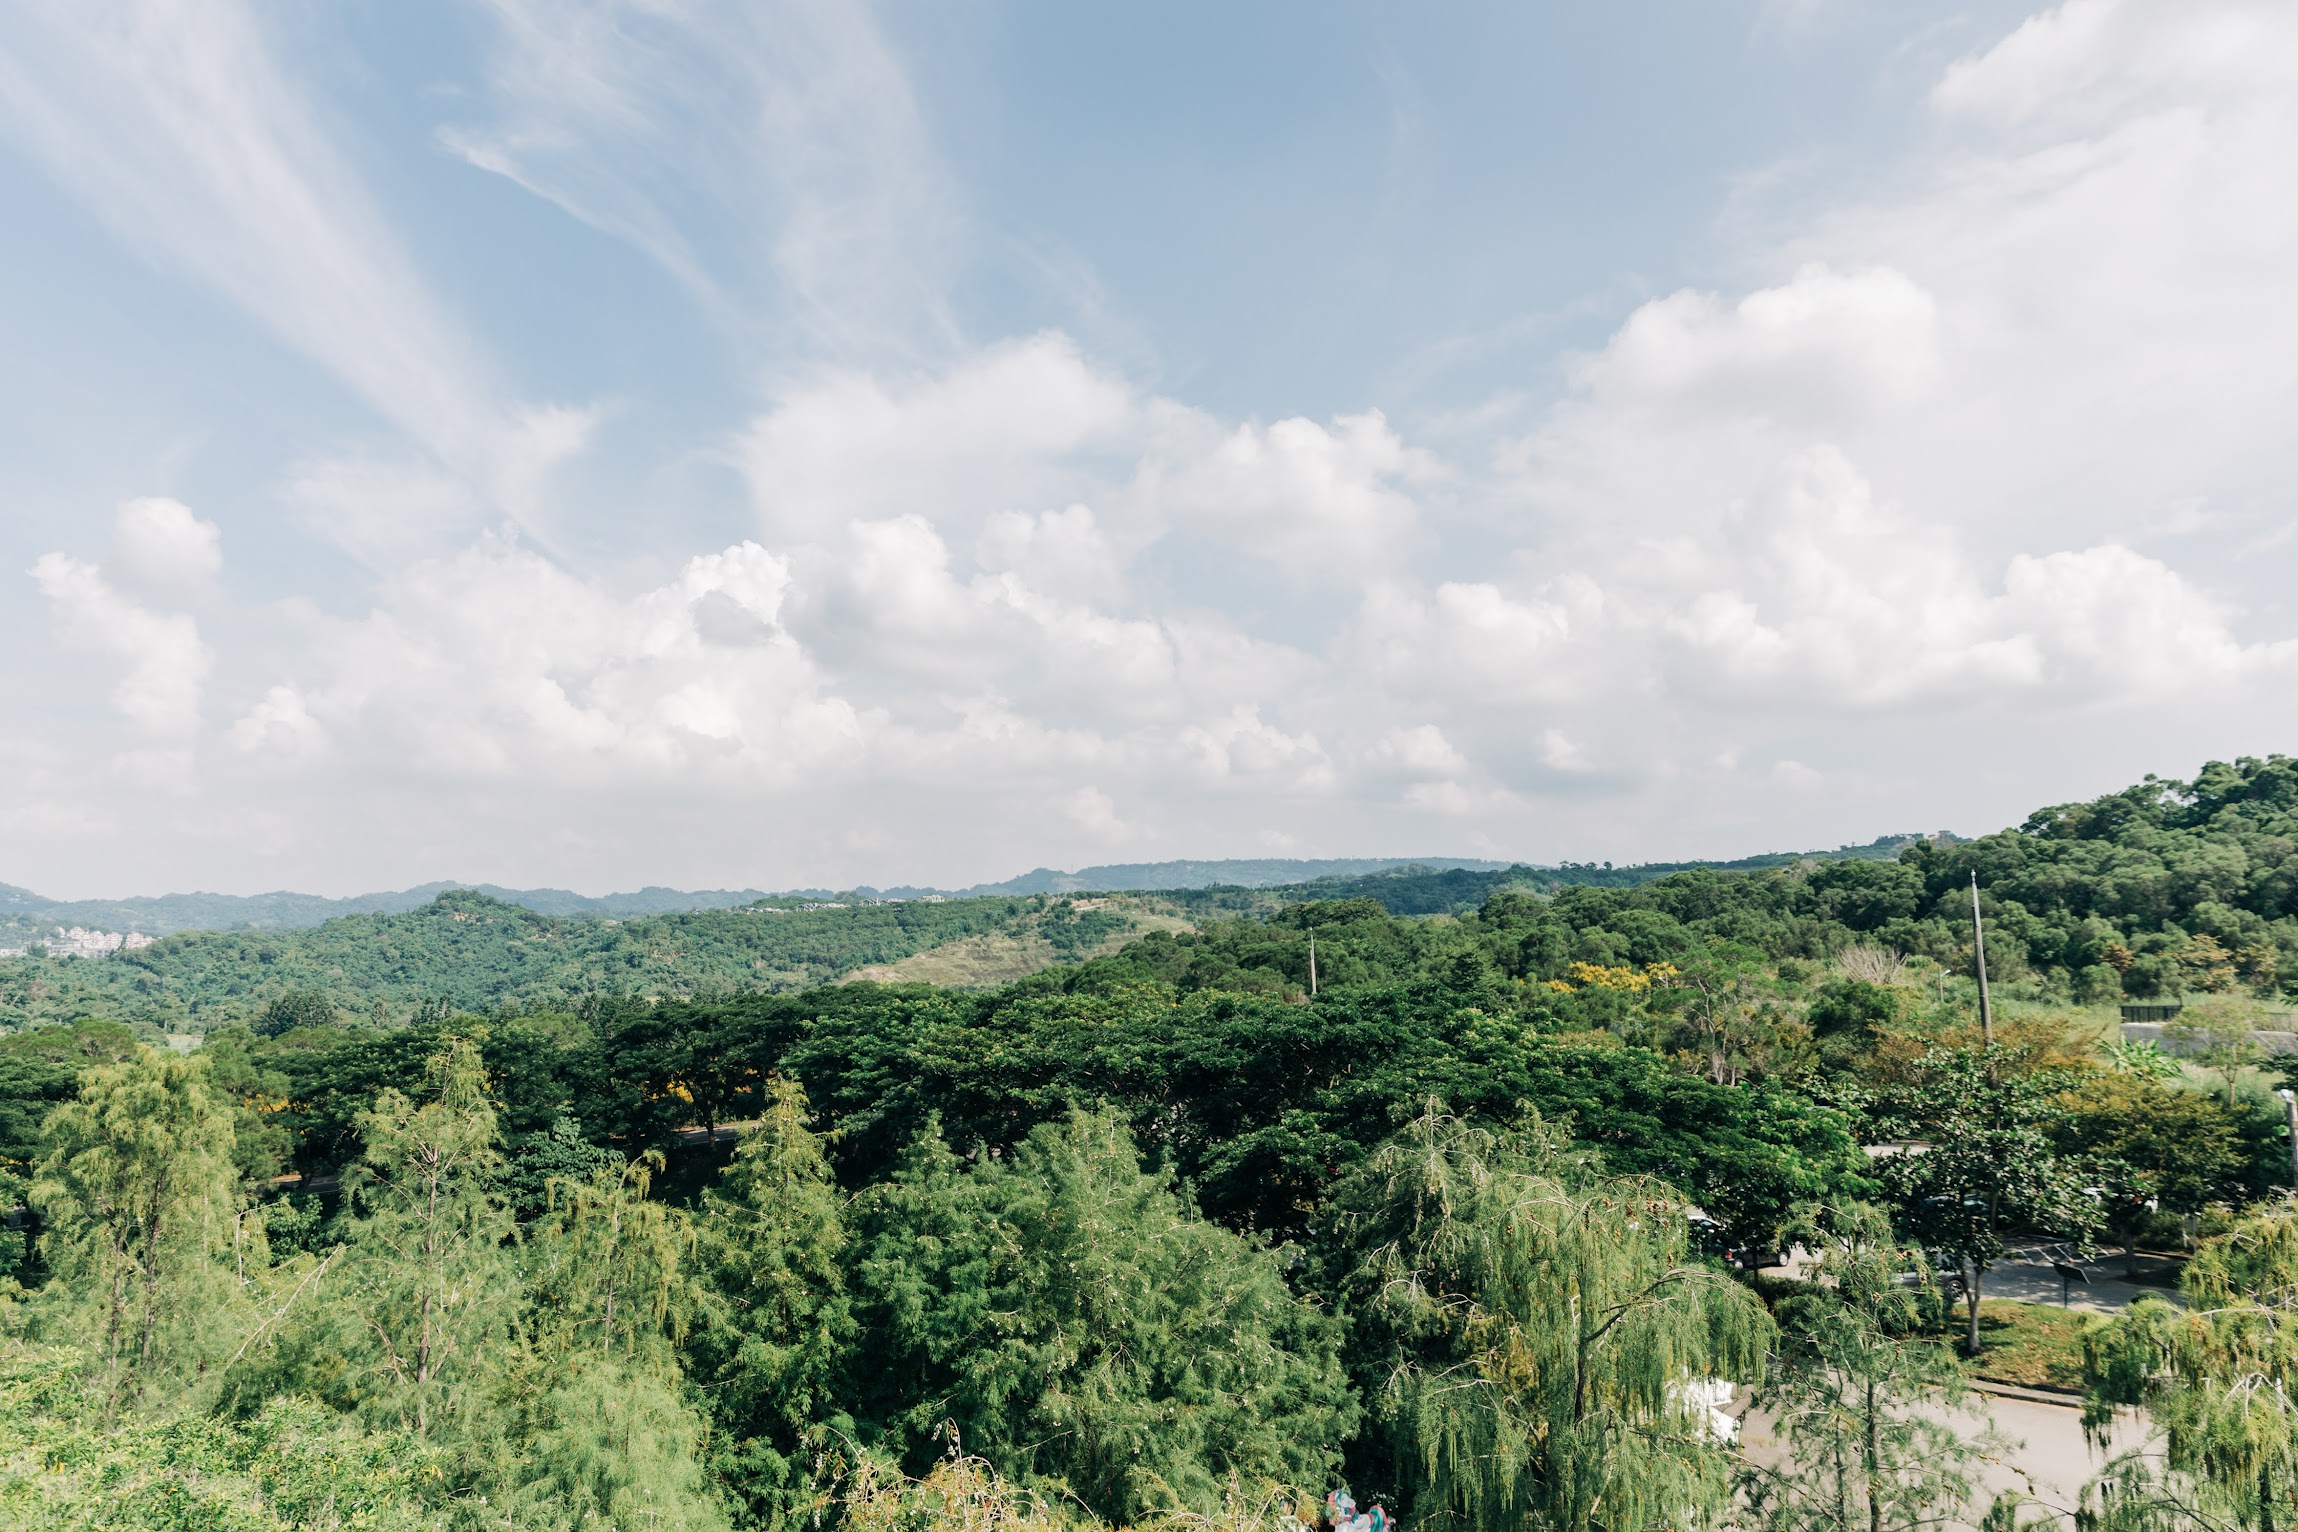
(2084, 1206), (2298, 1532)
(1742, 1204), (2002, 1532)
(1329, 1103), (1773, 1532)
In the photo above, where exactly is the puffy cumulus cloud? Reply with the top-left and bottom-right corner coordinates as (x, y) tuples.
(247, 535), (860, 781)
(792, 514), (1316, 725)
(227, 684), (326, 761)
(1575, 264), (1942, 430)
(1638, 450), (2290, 709)
(1357, 727), (1521, 817)
(2002, 543), (2274, 691)
(1345, 575), (1604, 708)
(31, 553), (211, 735)
(1061, 785), (1141, 842)
(1499, 0), (2298, 740)
(1175, 707), (1336, 793)
(1791, 0), (2298, 545)
(1656, 448), (2041, 706)
(740, 334), (1141, 540)
(1144, 409), (1434, 579)
(976, 505), (1124, 602)
(1932, 0), (2298, 135)
(741, 337), (1434, 584)
(110, 498), (222, 589)
(1366, 723), (1470, 779)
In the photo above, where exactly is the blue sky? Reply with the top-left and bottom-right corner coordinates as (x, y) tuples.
(5, 0), (2296, 898)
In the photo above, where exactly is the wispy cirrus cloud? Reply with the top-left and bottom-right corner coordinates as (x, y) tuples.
(445, 0), (958, 359)
(0, 0), (594, 546)
(0, 1), (489, 458)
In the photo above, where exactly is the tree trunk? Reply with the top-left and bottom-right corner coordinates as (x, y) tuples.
(1965, 1259), (1983, 1354)
(1864, 1374), (1883, 1532)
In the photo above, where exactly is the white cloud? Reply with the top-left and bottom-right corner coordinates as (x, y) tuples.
(2004, 543), (2269, 691)
(1175, 708), (1335, 792)
(229, 684), (327, 761)
(976, 505), (1124, 602)
(1346, 576), (1599, 707)
(282, 455), (490, 568)
(110, 497), (221, 589)
(1932, 0), (2298, 135)
(266, 535), (856, 781)
(1147, 409), (1432, 579)
(0, 1), (494, 463)
(1366, 724), (1469, 778)
(1061, 785), (1139, 842)
(741, 339), (1438, 587)
(1771, 759), (1822, 789)
(31, 553), (210, 735)
(22, 1), (2298, 895)
(741, 334), (1141, 540)
(1536, 730), (1589, 772)
(448, 0), (955, 354)
(1575, 264), (1942, 429)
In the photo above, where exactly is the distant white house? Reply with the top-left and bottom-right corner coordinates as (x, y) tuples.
(41, 926), (155, 959)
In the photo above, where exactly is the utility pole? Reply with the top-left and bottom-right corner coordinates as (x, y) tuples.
(2281, 1089), (2298, 1191)
(1308, 931), (1319, 997)
(1971, 871), (1993, 1047)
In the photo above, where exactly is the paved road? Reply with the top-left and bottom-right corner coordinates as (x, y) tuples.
(1741, 1249), (2179, 1525)
(1980, 1253), (2182, 1315)
(1738, 1388), (2154, 1530)
(1775, 1248), (2185, 1315)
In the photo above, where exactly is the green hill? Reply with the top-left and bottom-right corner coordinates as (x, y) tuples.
(0, 890), (1154, 1034)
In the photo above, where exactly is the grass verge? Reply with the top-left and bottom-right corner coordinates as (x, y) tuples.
(1940, 1299), (2095, 1392)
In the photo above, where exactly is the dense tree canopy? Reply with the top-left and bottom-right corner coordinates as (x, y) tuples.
(7, 758), (2298, 1530)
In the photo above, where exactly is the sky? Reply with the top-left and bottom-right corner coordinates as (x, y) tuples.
(6, 0), (2298, 899)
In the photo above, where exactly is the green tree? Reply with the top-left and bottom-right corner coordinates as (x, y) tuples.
(1874, 1047), (2099, 1354)
(29, 1046), (256, 1406)
(0, 1020), (141, 1176)
(255, 988), (342, 1037)
(1663, 945), (1773, 1084)
(525, 1152), (694, 1368)
(2084, 1206), (2298, 1532)
(2175, 996), (2272, 1108)
(686, 1078), (856, 1529)
(846, 1107), (1356, 1525)
(334, 1037), (520, 1445)
(517, 1153), (724, 1532)
(1328, 1104), (1773, 1532)
(0, 1341), (449, 1531)
(1743, 1205), (2001, 1532)
(2049, 1073), (2247, 1276)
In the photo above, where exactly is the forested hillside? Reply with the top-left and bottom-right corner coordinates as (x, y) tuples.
(13, 757), (2298, 1037)
(9, 758), (2298, 1531)
(0, 891), (1158, 1033)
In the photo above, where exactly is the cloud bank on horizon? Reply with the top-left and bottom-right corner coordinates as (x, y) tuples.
(4, 0), (2296, 898)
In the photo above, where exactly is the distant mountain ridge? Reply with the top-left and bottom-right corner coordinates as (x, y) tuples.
(0, 880), (777, 937)
(868, 856), (1519, 900)
(0, 837), (1952, 938)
